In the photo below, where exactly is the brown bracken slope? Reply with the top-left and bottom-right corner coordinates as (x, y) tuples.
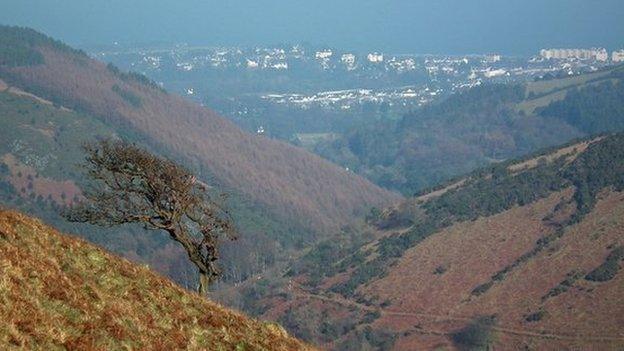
(0, 210), (315, 350)
(366, 189), (624, 350)
(260, 135), (624, 350)
(0, 28), (400, 234)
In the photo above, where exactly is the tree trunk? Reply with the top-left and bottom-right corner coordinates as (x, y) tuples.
(198, 271), (210, 296)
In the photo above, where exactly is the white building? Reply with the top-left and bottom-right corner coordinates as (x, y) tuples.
(290, 45), (304, 58)
(367, 52), (384, 63)
(246, 59), (259, 68)
(315, 50), (333, 59)
(483, 68), (507, 78)
(387, 57), (417, 72)
(540, 48), (609, 61)
(612, 50), (624, 63)
(271, 62), (288, 70)
(595, 48), (609, 62)
(485, 54), (502, 63)
(341, 54), (357, 70)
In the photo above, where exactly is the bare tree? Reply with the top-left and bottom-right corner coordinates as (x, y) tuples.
(65, 139), (236, 295)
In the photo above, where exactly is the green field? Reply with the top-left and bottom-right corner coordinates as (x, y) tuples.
(294, 133), (339, 149)
(525, 66), (619, 97)
(517, 65), (624, 115)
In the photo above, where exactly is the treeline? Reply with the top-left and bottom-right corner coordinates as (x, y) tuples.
(0, 25), (85, 67)
(106, 63), (166, 93)
(401, 83), (526, 128)
(539, 77), (624, 134)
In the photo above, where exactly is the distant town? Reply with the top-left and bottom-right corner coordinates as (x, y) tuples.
(95, 44), (624, 137)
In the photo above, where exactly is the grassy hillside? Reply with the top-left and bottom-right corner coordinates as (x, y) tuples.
(0, 209), (314, 350)
(0, 25), (399, 237)
(246, 134), (624, 350)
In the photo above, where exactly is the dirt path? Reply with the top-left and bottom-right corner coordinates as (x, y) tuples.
(290, 283), (624, 343)
(0, 78), (73, 112)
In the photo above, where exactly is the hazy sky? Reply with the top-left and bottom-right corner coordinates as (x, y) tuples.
(1, 0), (623, 55)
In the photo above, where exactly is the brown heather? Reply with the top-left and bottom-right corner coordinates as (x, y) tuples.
(1, 46), (400, 233)
(0, 210), (316, 350)
(269, 189), (624, 350)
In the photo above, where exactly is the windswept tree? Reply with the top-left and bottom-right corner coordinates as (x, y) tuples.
(65, 139), (236, 295)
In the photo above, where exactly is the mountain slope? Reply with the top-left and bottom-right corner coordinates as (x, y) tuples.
(254, 134), (624, 350)
(0, 25), (400, 235)
(0, 209), (314, 350)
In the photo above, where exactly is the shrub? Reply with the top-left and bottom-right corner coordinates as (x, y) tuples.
(543, 270), (583, 300)
(585, 246), (624, 282)
(471, 282), (493, 296)
(362, 310), (381, 324)
(525, 309), (546, 322)
(451, 316), (496, 351)
(433, 265), (447, 275)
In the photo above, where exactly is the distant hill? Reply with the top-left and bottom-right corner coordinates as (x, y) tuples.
(0, 25), (399, 237)
(315, 65), (624, 194)
(247, 134), (624, 350)
(0, 210), (313, 350)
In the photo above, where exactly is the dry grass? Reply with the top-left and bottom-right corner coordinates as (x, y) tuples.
(0, 210), (316, 350)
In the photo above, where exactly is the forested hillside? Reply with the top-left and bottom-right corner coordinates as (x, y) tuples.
(315, 65), (624, 194)
(538, 78), (624, 134)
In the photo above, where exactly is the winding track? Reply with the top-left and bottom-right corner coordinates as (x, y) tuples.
(289, 283), (624, 343)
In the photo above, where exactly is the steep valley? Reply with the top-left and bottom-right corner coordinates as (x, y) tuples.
(2, 25), (624, 351)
